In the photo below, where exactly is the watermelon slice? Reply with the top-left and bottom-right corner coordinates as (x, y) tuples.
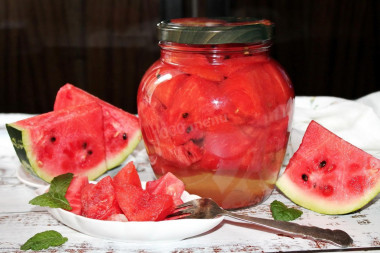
(276, 120), (380, 214)
(6, 103), (108, 182)
(54, 84), (141, 169)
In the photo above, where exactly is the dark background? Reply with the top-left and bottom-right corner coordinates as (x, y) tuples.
(0, 0), (379, 114)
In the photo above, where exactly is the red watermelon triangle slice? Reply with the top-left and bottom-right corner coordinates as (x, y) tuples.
(276, 120), (380, 214)
(54, 84), (141, 169)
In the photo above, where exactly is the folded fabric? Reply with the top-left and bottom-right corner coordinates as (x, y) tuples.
(288, 91), (380, 160)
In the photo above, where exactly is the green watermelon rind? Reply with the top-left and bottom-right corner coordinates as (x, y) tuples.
(6, 123), (108, 183)
(106, 129), (142, 170)
(6, 124), (36, 176)
(276, 173), (380, 215)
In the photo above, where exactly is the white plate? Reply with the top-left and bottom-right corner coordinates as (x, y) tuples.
(16, 166), (48, 188)
(36, 183), (224, 242)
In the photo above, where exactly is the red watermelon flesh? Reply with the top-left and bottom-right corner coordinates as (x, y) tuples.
(276, 120), (380, 214)
(146, 172), (185, 206)
(81, 176), (122, 220)
(113, 161), (142, 189)
(114, 184), (175, 221)
(6, 103), (108, 182)
(64, 175), (89, 214)
(54, 83), (141, 170)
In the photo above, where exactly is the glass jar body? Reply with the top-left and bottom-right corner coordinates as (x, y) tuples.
(137, 42), (294, 209)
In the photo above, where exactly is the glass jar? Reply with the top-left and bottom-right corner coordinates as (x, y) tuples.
(137, 17), (294, 209)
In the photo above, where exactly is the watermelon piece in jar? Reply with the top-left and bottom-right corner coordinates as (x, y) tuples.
(219, 69), (267, 123)
(166, 75), (234, 145)
(261, 60), (294, 106)
(162, 51), (224, 82)
(220, 53), (269, 77)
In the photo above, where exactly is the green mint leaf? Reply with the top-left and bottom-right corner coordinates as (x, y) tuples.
(20, 230), (68, 250)
(49, 173), (74, 195)
(270, 200), (303, 221)
(29, 192), (71, 210)
(29, 173), (73, 210)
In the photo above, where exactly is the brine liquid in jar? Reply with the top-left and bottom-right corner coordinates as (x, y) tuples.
(137, 17), (295, 209)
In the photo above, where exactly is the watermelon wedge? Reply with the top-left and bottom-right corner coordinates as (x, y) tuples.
(276, 120), (380, 214)
(6, 103), (108, 182)
(54, 83), (141, 169)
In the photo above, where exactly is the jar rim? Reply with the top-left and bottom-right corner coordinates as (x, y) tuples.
(157, 17), (273, 45)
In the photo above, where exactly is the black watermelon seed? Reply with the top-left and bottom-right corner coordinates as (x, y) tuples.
(182, 112), (189, 118)
(302, 174), (308, 182)
(122, 133), (127, 140)
(82, 142), (87, 149)
(186, 126), (192, 133)
(87, 150), (93, 155)
(50, 137), (56, 142)
(191, 138), (204, 146)
(319, 160), (327, 168)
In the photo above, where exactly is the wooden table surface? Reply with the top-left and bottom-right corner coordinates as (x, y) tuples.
(1, 113), (380, 253)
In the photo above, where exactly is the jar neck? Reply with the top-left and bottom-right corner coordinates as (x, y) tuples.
(159, 41), (271, 65)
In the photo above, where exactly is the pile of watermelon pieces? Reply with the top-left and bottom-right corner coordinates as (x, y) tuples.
(65, 161), (185, 221)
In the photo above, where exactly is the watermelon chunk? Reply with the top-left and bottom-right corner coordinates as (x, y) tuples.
(276, 120), (380, 214)
(6, 103), (108, 182)
(81, 176), (122, 220)
(113, 161), (142, 189)
(146, 172), (185, 206)
(54, 84), (142, 169)
(114, 184), (175, 221)
(64, 175), (89, 214)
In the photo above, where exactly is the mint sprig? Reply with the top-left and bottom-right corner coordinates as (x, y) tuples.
(20, 230), (68, 250)
(29, 173), (73, 210)
(270, 200), (303, 221)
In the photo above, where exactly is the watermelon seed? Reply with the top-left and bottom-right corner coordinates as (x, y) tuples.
(319, 161), (327, 168)
(50, 137), (56, 142)
(186, 126), (192, 133)
(87, 150), (93, 155)
(123, 133), (127, 140)
(301, 174), (308, 182)
(191, 138), (204, 146)
(82, 142), (87, 149)
(182, 112), (189, 118)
